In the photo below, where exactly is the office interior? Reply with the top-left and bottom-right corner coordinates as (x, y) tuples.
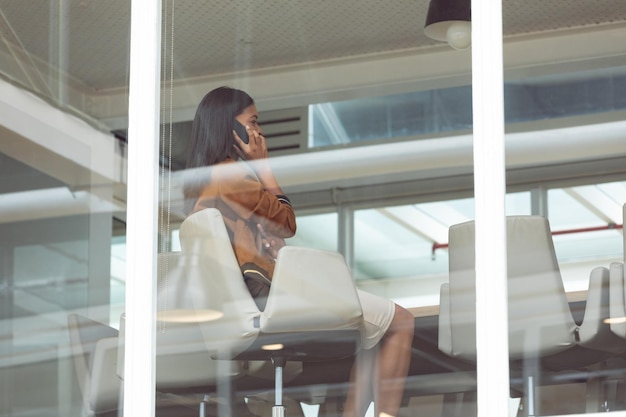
(1, 1), (626, 416)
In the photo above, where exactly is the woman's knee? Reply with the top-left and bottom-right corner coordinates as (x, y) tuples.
(391, 304), (415, 336)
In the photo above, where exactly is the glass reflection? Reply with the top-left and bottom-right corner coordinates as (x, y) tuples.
(1, 0), (624, 415)
(0, 1), (129, 416)
(309, 66), (626, 149)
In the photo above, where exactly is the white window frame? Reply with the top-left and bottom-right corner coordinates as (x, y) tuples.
(471, 0), (510, 415)
(124, 1), (161, 417)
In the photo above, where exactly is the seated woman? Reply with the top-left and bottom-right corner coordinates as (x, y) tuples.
(183, 86), (414, 417)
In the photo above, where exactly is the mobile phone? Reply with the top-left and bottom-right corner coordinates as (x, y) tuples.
(233, 120), (249, 144)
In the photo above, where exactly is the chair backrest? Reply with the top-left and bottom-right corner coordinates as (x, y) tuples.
(117, 311), (243, 391)
(156, 250), (245, 389)
(603, 204), (626, 339)
(621, 203), (625, 328)
(609, 262), (626, 338)
(263, 245), (363, 334)
(176, 208), (363, 361)
(447, 216), (577, 360)
(175, 208), (261, 357)
(67, 314), (120, 415)
(119, 208), (258, 390)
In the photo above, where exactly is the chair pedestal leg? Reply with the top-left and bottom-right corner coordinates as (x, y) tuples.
(200, 394), (210, 417)
(273, 357), (286, 417)
(273, 404), (286, 417)
(524, 375), (536, 417)
(441, 393), (464, 417)
(586, 375), (604, 413)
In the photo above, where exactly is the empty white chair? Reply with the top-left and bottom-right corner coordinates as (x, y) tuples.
(438, 216), (625, 416)
(608, 262), (626, 339)
(70, 313), (206, 417)
(68, 314), (121, 417)
(606, 203), (626, 339)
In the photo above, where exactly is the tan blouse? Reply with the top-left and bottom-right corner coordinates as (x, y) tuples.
(191, 158), (296, 279)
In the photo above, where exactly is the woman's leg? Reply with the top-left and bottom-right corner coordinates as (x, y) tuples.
(376, 304), (414, 417)
(343, 304), (414, 417)
(342, 347), (376, 417)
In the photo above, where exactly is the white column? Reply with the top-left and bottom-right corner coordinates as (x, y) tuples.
(471, 0), (510, 416)
(530, 187), (549, 217)
(124, 0), (162, 416)
(338, 204), (355, 273)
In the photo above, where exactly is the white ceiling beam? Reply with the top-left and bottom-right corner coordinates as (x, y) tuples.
(314, 103), (351, 145)
(564, 185), (624, 224)
(0, 77), (123, 187)
(378, 206), (449, 244)
(0, 187), (125, 224)
(149, 117), (626, 220)
(415, 202), (471, 229)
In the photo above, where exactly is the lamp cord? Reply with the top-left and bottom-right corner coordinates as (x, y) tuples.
(158, 0), (175, 332)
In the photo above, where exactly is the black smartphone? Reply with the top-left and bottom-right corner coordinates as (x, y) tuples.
(233, 120), (249, 144)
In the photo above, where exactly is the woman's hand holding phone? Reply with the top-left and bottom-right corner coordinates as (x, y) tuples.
(233, 122), (269, 161)
(233, 120), (281, 195)
(233, 120), (249, 144)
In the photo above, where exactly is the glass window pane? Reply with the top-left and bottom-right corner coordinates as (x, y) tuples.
(548, 185), (625, 293)
(4, 1), (626, 416)
(352, 192), (530, 308)
(285, 212), (338, 252)
(151, 3), (626, 417)
(309, 68), (626, 149)
(0, 2), (130, 416)
(500, 7), (626, 417)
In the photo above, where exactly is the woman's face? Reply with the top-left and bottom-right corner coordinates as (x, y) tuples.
(235, 104), (262, 135)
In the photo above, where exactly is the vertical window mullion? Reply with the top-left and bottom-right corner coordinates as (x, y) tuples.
(124, 1), (162, 417)
(471, 0), (510, 416)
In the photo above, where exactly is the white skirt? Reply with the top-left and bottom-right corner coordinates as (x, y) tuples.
(357, 289), (396, 350)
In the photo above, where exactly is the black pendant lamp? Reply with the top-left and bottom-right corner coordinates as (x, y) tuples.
(424, 0), (472, 50)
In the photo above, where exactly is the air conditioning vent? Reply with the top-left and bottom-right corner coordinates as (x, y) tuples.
(259, 107), (308, 155)
(135, 107), (309, 172)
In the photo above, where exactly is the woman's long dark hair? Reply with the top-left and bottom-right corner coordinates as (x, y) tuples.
(183, 86), (254, 214)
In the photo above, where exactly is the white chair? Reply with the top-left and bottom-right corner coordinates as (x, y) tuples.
(70, 314), (206, 417)
(68, 314), (122, 417)
(609, 263), (626, 338)
(131, 208), (364, 417)
(591, 203), (626, 411)
(607, 203), (626, 340)
(438, 215), (625, 416)
(118, 251), (304, 417)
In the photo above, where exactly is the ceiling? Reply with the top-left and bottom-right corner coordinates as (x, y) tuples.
(0, 0), (625, 127)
